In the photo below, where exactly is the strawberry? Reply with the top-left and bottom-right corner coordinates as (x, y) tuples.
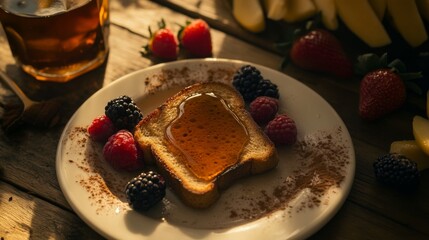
(359, 69), (406, 121)
(143, 20), (178, 60)
(289, 29), (353, 78)
(356, 53), (423, 121)
(178, 19), (212, 57)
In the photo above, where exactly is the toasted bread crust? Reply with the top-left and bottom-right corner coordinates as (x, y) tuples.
(134, 82), (278, 208)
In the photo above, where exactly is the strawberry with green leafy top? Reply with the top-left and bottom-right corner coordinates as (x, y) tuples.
(359, 69), (406, 121)
(178, 19), (212, 57)
(356, 53), (423, 121)
(143, 19), (178, 61)
(289, 29), (353, 78)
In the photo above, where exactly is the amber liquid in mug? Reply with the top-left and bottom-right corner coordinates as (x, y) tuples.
(166, 92), (249, 181)
(0, 0), (109, 82)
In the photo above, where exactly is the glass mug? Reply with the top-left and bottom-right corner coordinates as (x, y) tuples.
(0, 0), (109, 82)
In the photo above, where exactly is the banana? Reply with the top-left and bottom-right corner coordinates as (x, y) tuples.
(232, 0), (265, 33)
(335, 0), (391, 47)
(417, 0), (429, 22)
(368, 0), (387, 19)
(413, 116), (429, 157)
(283, 0), (317, 23)
(387, 0), (427, 47)
(265, 0), (287, 21)
(313, 0), (338, 30)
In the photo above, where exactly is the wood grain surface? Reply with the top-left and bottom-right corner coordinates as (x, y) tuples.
(1, 0), (428, 239)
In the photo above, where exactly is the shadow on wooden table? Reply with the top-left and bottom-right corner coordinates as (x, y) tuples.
(1, 56), (108, 130)
(0, 59), (109, 239)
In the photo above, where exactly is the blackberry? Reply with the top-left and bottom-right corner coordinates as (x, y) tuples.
(105, 95), (143, 131)
(232, 65), (279, 102)
(373, 153), (420, 189)
(125, 171), (166, 211)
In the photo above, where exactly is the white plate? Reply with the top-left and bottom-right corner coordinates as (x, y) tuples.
(56, 58), (355, 240)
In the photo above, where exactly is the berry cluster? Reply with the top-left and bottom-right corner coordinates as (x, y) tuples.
(87, 95), (144, 172)
(232, 65), (279, 102)
(233, 65), (297, 146)
(88, 96), (168, 210)
(143, 18), (212, 61)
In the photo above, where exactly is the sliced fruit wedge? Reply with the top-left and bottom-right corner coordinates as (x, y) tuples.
(417, 0), (429, 22)
(283, 0), (317, 23)
(313, 0), (338, 30)
(232, 0), (265, 33)
(412, 115), (429, 157)
(335, 0), (391, 47)
(390, 140), (429, 171)
(368, 0), (387, 20)
(386, 0), (428, 47)
(265, 0), (287, 20)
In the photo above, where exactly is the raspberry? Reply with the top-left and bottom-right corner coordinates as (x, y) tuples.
(373, 153), (420, 189)
(249, 96), (279, 125)
(232, 65), (279, 102)
(87, 115), (116, 142)
(103, 130), (144, 171)
(105, 95), (143, 131)
(264, 114), (297, 145)
(125, 171), (166, 211)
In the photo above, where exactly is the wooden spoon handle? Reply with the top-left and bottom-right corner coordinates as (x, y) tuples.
(0, 70), (34, 106)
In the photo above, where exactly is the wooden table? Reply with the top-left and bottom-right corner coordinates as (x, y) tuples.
(1, 0), (428, 239)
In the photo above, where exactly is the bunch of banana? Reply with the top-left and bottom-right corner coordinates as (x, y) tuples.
(232, 0), (429, 48)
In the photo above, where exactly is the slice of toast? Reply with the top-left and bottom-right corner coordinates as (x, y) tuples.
(134, 82), (278, 208)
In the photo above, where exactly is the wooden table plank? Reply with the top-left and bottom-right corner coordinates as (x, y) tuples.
(310, 200), (429, 240)
(2, 176), (425, 240)
(110, 0), (283, 68)
(0, 181), (103, 239)
(351, 138), (429, 235)
(151, 0), (280, 54)
(0, 0), (428, 239)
